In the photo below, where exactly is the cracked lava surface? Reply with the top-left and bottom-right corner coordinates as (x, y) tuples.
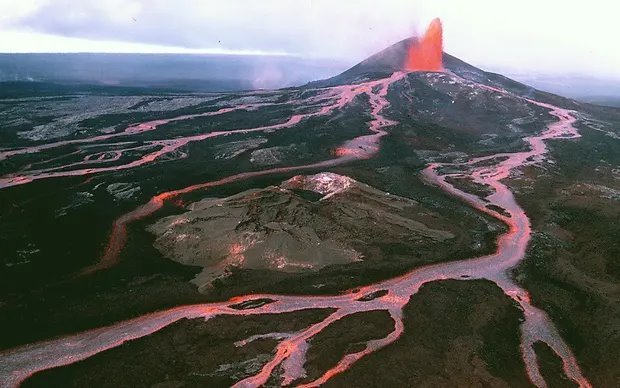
(0, 72), (592, 387)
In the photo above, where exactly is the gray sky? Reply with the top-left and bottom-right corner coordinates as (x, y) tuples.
(1, 0), (619, 79)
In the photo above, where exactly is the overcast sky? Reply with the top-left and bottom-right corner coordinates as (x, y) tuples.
(1, 0), (619, 79)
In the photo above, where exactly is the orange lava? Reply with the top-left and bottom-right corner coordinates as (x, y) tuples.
(0, 73), (593, 388)
(404, 18), (443, 72)
(0, 63), (592, 388)
(333, 147), (358, 157)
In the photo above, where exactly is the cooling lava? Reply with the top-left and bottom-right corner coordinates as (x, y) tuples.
(1, 17), (618, 388)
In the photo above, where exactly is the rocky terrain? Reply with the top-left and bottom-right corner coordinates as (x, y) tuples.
(149, 172), (459, 291)
(0, 21), (618, 388)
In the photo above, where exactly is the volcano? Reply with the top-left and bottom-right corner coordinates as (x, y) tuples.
(309, 19), (573, 110)
(1, 19), (620, 388)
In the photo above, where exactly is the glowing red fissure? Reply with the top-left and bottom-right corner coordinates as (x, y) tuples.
(0, 73), (591, 388)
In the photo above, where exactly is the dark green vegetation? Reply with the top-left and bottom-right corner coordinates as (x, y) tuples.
(22, 281), (533, 387)
(386, 73), (554, 159)
(445, 176), (495, 199)
(512, 117), (620, 387)
(325, 280), (532, 387)
(0, 79), (504, 350)
(1, 51), (619, 387)
(534, 342), (578, 388)
(23, 309), (335, 387)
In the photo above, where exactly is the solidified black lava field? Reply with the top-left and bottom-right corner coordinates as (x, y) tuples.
(1, 36), (619, 387)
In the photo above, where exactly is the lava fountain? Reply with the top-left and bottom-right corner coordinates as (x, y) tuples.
(0, 73), (592, 388)
(0, 26), (592, 386)
(404, 18), (443, 72)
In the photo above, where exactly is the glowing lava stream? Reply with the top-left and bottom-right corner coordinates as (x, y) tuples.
(0, 105), (252, 161)
(0, 75), (591, 388)
(0, 82), (361, 190)
(83, 71), (406, 275)
(0, 105), (261, 189)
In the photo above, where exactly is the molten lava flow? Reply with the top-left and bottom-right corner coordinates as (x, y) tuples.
(0, 69), (592, 387)
(71, 72), (404, 276)
(405, 18), (443, 72)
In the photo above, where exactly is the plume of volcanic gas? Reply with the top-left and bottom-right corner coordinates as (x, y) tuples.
(404, 18), (443, 72)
